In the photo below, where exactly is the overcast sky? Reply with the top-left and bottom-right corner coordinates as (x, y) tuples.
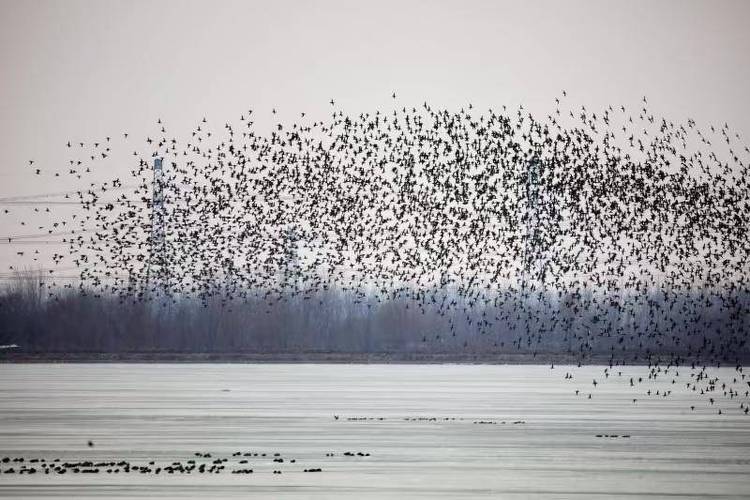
(1, 0), (749, 270)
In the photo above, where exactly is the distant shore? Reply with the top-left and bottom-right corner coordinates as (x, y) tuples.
(1, 350), (739, 364)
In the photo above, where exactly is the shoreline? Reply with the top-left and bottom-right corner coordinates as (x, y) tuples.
(1, 351), (742, 364)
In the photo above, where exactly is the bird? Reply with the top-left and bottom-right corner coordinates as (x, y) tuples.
(3, 92), (749, 418)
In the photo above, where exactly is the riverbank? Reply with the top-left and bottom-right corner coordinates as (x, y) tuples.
(0, 350), (725, 364)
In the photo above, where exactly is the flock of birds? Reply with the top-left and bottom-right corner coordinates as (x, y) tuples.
(0, 449), (367, 477)
(3, 92), (749, 414)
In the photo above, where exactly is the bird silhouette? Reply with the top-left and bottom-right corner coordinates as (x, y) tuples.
(4, 94), (750, 415)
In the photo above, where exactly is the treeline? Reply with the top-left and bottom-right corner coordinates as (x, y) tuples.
(0, 273), (748, 363)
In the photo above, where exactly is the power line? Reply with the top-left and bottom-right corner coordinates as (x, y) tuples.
(0, 184), (139, 203)
(0, 201), (82, 205)
(0, 276), (129, 281)
(0, 241), (71, 245)
(0, 201), (147, 206)
(0, 230), (88, 240)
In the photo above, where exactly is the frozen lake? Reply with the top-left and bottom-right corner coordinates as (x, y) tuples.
(0, 363), (748, 499)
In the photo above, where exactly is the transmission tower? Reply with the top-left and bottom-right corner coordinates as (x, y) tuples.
(146, 157), (166, 297)
(519, 156), (545, 347)
(522, 157), (543, 284)
(280, 223), (300, 292)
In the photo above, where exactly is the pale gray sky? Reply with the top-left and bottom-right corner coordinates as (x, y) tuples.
(1, 0), (749, 271)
